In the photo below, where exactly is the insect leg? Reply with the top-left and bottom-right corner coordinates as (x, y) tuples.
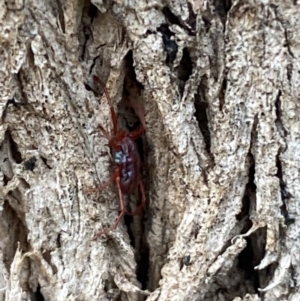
(125, 180), (146, 216)
(98, 124), (111, 140)
(128, 126), (145, 140)
(93, 175), (126, 238)
(83, 170), (118, 194)
(93, 75), (118, 136)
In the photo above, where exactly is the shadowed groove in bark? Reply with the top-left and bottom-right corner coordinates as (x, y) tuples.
(212, 0), (232, 26)
(136, 236), (150, 290)
(236, 154), (254, 230)
(277, 155), (295, 226)
(237, 230), (264, 294)
(177, 48), (193, 97)
(275, 89), (288, 137)
(178, 48), (193, 82)
(87, 0), (98, 21)
(274, 91), (295, 225)
(194, 77), (211, 154)
(79, 0), (98, 61)
(162, 6), (195, 35)
(161, 7), (181, 27)
(40, 156), (52, 169)
(3, 174), (9, 186)
(123, 51), (145, 113)
(1, 98), (28, 122)
(54, 0), (65, 34)
(88, 55), (101, 79)
(286, 63), (292, 84)
(208, 155), (256, 298)
(201, 5), (215, 34)
(237, 194), (252, 230)
(187, 2), (196, 31)
(56, 233), (62, 248)
(218, 77), (227, 111)
(80, 25), (90, 62)
(2, 200), (28, 272)
(123, 50), (150, 290)
(260, 261), (279, 294)
(31, 284), (45, 301)
(236, 157), (260, 293)
(203, 227), (263, 299)
(7, 131), (23, 164)
(234, 150), (278, 296)
(194, 92), (210, 154)
(203, 155), (260, 299)
(86, 47), (151, 289)
(42, 249), (58, 275)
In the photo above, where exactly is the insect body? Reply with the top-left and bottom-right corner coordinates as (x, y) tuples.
(87, 76), (146, 237)
(114, 136), (141, 194)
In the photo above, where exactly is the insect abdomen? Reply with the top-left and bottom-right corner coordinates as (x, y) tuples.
(114, 137), (140, 194)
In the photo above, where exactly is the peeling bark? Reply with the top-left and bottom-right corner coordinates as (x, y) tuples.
(1, 0), (300, 301)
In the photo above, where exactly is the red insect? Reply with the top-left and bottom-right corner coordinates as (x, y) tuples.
(87, 75), (146, 237)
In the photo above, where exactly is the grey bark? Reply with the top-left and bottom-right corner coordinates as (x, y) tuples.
(0, 0), (299, 301)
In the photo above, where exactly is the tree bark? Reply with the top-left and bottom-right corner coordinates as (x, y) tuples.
(1, 0), (299, 300)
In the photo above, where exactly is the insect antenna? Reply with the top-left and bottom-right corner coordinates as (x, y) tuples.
(93, 75), (118, 136)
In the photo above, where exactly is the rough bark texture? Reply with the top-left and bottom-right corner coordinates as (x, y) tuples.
(0, 0), (299, 300)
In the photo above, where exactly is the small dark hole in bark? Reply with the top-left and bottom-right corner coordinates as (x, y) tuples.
(157, 24), (178, 64)
(3, 174), (9, 185)
(180, 254), (191, 270)
(24, 157), (37, 171)
(202, 16), (212, 32)
(103, 279), (109, 293)
(84, 83), (93, 91)
(284, 216), (295, 226)
(56, 233), (61, 248)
